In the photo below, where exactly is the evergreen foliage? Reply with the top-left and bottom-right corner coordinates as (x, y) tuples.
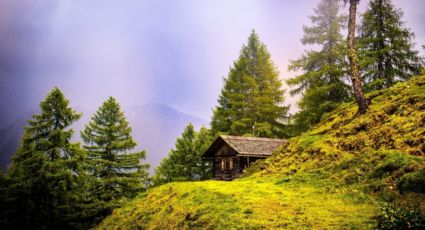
(3, 87), (85, 229)
(211, 30), (289, 137)
(193, 127), (214, 179)
(358, 0), (424, 92)
(288, 0), (350, 134)
(154, 124), (213, 184)
(0, 171), (8, 227)
(81, 97), (149, 218)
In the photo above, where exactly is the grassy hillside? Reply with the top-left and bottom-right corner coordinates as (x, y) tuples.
(98, 75), (425, 229)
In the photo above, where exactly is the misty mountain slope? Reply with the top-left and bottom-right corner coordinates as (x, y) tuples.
(98, 75), (425, 229)
(0, 103), (206, 172)
(125, 103), (207, 171)
(0, 111), (35, 171)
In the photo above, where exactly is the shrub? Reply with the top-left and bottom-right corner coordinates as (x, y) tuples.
(397, 169), (425, 194)
(373, 151), (409, 178)
(376, 203), (425, 229)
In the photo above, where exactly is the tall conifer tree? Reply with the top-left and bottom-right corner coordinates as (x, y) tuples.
(154, 124), (213, 184)
(211, 30), (288, 137)
(6, 87), (84, 229)
(288, 0), (350, 133)
(81, 97), (149, 216)
(194, 127), (214, 179)
(0, 171), (9, 228)
(358, 0), (424, 91)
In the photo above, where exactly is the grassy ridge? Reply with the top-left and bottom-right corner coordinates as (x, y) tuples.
(258, 75), (425, 195)
(98, 75), (425, 229)
(98, 177), (376, 229)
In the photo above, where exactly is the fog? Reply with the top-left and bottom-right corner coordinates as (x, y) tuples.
(1, 0), (424, 126)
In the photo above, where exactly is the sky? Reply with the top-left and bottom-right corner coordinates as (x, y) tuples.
(0, 0), (424, 127)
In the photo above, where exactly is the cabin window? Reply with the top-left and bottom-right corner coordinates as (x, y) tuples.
(221, 158), (233, 170)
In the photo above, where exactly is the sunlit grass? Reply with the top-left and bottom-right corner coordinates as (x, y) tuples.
(98, 174), (377, 229)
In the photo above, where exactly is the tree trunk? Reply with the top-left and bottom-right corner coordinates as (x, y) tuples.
(347, 0), (368, 114)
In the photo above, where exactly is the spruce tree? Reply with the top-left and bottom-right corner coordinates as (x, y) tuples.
(194, 127), (214, 180)
(81, 97), (149, 216)
(6, 87), (84, 229)
(211, 30), (289, 137)
(154, 124), (212, 184)
(288, 0), (350, 133)
(358, 0), (424, 91)
(0, 171), (8, 228)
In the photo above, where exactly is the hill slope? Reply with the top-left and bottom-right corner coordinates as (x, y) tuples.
(98, 75), (425, 229)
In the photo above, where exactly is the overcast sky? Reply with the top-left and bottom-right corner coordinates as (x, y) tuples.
(0, 0), (424, 126)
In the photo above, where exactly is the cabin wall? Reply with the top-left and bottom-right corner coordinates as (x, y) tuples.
(210, 144), (269, 180)
(212, 145), (239, 180)
(239, 156), (263, 171)
(213, 157), (241, 180)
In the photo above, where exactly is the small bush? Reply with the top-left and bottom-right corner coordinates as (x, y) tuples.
(373, 152), (409, 178)
(367, 180), (387, 193)
(343, 173), (360, 185)
(376, 203), (425, 229)
(397, 169), (425, 194)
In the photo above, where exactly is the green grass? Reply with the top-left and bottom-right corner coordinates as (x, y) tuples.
(98, 175), (376, 229)
(98, 75), (425, 229)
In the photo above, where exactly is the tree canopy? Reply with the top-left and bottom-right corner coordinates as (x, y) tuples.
(358, 0), (424, 91)
(211, 30), (289, 138)
(288, 0), (350, 133)
(154, 124), (213, 184)
(5, 87), (85, 229)
(81, 97), (149, 217)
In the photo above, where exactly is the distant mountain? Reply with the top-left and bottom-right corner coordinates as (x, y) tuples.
(0, 103), (207, 173)
(123, 103), (207, 173)
(0, 111), (35, 171)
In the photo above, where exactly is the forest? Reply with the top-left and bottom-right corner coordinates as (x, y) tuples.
(1, 0), (424, 229)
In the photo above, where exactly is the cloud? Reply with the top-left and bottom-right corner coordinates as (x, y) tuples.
(0, 0), (424, 127)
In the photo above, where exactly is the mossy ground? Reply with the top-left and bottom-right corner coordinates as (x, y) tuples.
(98, 175), (376, 229)
(98, 75), (425, 229)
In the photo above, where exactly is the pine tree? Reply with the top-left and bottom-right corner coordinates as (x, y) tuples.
(194, 127), (214, 180)
(288, 0), (350, 133)
(358, 0), (424, 91)
(0, 171), (8, 228)
(81, 97), (149, 217)
(6, 87), (85, 229)
(211, 30), (289, 137)
(154, 124), (213, 184)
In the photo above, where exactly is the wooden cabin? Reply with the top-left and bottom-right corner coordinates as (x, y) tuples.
(202, 135), (287, 181)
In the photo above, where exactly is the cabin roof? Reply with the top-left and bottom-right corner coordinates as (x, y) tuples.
(203, 135), (287, 158)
